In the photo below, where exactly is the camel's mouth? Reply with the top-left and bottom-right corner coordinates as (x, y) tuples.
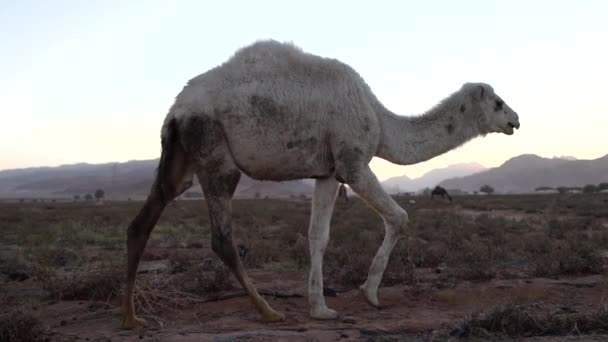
(503, 121), (519, 135)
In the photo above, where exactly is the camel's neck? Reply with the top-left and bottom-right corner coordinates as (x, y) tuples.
(375, 94), (482, 165)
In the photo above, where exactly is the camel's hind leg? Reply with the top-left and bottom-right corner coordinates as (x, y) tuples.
(197, 158), (284, 322)
(341, 164), (408, 307)
(308, 176), (340, 319)
(122, 120), (193, 329)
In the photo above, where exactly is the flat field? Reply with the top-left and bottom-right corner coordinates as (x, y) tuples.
(1, 193), (607, 341)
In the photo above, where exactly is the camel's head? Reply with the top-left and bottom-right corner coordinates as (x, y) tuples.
(463, 83), (520, 135)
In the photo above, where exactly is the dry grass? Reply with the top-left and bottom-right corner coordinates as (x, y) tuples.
(456, 304), (608, 338)
(38, 260), (123, 301)
(1, 193), (607, 337)
(2, 194), (607, 289)
(181, 257), (234, 294)
(0, 309), (49, 342)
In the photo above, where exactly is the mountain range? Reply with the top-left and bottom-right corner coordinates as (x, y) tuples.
(382, 162), (486, 194)
(0, 159), (313, 200)
(440, 154), (608, 193)
(1, 153), (606, 199)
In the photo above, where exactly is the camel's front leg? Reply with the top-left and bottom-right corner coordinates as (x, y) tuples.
(345, 165), (408, 307)
(308, 177), (340, 319)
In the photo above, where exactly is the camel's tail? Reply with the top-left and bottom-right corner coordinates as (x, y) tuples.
(155, 117), (187, 203)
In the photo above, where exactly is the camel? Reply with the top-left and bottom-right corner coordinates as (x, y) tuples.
(431, 186), (452, 202)
(122, 40), (520, 328)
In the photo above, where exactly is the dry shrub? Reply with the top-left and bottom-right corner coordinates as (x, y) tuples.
(40, 261), (123, 301)
(555, 239), (603, 275)
(0, 310), (49, 342)
(168, 256), (234, 294)
(457, 304), (608, 338)
(383, 243), (416, 286)
(31, 246), (81, 268)
(169, 250), (196, 274)
(528, 235), (603, 277)
(448, 242), (496, 282)
(328, 248), (370, 287)
(241, 238), (283, 268)
(410, 210), (498, 282)
(324, 227), (380, 287)
(289, 234), (309, 269)
(464, 304), (543, 337)
(408, 239), (448, 269)
(0, 252), (32, 282)
(190, 258), (234, 294)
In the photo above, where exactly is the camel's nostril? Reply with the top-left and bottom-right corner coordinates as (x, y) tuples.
(508, 122), (520, 129)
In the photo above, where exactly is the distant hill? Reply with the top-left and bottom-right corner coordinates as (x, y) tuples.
(381, 162), (486, 194)
(440, 154), (608, 193)
(3, 153), (606, 199)
(0, 159), (313, 200)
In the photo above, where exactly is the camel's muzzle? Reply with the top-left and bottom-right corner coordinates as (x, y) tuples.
(507, 121), (520, 130)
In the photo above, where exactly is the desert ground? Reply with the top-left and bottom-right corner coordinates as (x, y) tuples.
(1, 193), (607, 341)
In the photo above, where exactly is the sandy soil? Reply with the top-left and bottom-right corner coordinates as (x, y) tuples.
(18, 270), (605, 341)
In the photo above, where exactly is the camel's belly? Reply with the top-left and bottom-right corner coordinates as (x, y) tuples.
(217, 106), (335, 180)
(228, 138), (334, 181)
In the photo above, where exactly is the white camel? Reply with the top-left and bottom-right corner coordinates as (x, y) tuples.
(122, 40), (520, 327)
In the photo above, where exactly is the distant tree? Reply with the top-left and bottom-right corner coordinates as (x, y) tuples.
(84, 194), (93, 201)
(480, 185), (494, 195)
(557, 186), (568, 194)
(73, 195), (80, 201)
(19, 198), (24, 203)
(582, 184), (597, 194)
(598, 182), (608, 192)
(535, 186), (553, 192)
(94, 189), (105, 201)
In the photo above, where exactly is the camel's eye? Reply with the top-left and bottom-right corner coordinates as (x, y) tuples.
(494, 99), (504, 111)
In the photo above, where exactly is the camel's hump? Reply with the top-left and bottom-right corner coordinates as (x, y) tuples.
(230, 40), (306, 60)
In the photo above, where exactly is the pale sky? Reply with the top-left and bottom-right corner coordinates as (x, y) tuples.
(1, 0), (607, 180)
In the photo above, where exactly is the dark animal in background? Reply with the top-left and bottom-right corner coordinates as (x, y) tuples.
(431, 186), (452, 202)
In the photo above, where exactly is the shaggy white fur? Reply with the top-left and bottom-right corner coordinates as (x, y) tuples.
(124, 40), (520, 326)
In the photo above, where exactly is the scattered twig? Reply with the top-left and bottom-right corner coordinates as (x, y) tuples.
(259, 289), (303, 298)
(570, 322), (582, 337)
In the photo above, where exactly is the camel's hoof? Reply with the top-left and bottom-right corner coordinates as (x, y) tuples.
(360, 284), (380, 308)
(310, 306), (339, 320)
(122, 315), (146, 329)
(364, 294), (380, 308)
(261, 309), (285, 322)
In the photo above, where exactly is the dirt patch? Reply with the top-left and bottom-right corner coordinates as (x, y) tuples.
(26, 272), (608, 341)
